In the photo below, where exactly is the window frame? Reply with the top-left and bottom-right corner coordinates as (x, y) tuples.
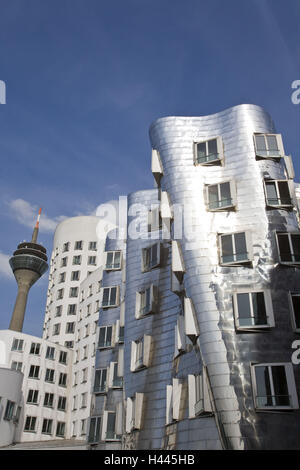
(101, 286), (119, 309)
(289, 292), (300, 333)
(141, 243), (161, 272)
(105, 251), (122, 271)
(205, 180), (236, 211)
(275, 232), (300, 266)
(253, 133), (284, 160)
(219, 231), (252, 266)
(93, 368), (108, 394)
(251, 362), (299, 411)
(263, 179), (293, 209)
(88, 416), (101, 444)
(194, 136), (223, 166)
(98, 325), (114, 349)
(232, 289), (275, 331)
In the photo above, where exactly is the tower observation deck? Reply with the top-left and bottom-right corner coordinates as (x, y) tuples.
(9, 208), (48, 332)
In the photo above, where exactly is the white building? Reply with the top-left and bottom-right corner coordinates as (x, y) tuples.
(70, 266), (102, 440)
(0, 329), (72, 444)
(43, 216), (105, 348)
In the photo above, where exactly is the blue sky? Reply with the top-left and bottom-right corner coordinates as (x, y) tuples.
(0, 0), (299, 336)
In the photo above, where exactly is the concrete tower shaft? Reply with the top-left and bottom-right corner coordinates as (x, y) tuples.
(9, 208), (48, 332)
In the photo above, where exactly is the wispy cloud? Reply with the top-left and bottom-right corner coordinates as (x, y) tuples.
(8, 199), (67, 233)
(0, 251), (13, 280)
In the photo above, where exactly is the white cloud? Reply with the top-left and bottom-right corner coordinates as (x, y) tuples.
(8, 199), (67, 233)
(0, 251), (13, 280)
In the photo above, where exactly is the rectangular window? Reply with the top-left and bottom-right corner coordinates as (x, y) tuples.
(73, 255), (81, 265)
(42, 418), (53, 435)
(71, 271), (80, 281)
(105, 251), (122, 270)
(59, 350), (68, 364)
(27, 389), (39, 405)
(254, 133), (283, 159)
(59, 272), (66, 283)
(11, 338), (24, 351)
(45, 368), (55, 383)
(69, 287), (78, 298)
(142, 243), (160, 272)
(136, 285), (158, 318)
(206, 181), (236, 211)
(66, 322), (75, 334)
(81, 393), (87, 408)
(63, 242), (69, 252)
(111, 362), (123, 388)
(56, 422), (65, 437)
(290, 293), (300, 332)
(233, 290), (274, 329)
(98, 326), (113, 349)
(57, 289), (64, 300)
(55, 305), (62, 317)
(43, 392), (54, 408)
(147, 206), (162, 232)
(264, 180), (292, 208)
(194, 137), (222, 165)
(4, 401), (15, 420)
(74, 240), (83, 250)
(102, 286), (119, 308)
(65, 341), (74, 349)
(88, 417), (101, 444)
(276, 233), (300, 264)
(24, 416), (36, 432)
(11, 361), (22, 372)
(53, 323), (60, 336)
(46, 346), (55, 360)
(94, 368), (107, 393)
(89, 241), (97, 251)
(28, 365), (40, 379)
(59, 373), (67, 387)
(30, 342), (41, 355)
(130, 335), (152, 372)
(105, 412), (121, 441)
(61, 257), (67, 267)
(58, 396), (67, 411)
(219, 231), (251, 265)
(88, 256), (97, 265)
(252, 363), (299, 410)
(68, 304), (77, 315)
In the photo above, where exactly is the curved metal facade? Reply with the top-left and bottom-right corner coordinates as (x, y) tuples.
(148, 104), (300, 450)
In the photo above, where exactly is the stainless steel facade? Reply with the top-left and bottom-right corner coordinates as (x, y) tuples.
(89, 104), (300, 450)
(149, 104), (300, 450)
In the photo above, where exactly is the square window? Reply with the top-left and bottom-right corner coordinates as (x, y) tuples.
(73, 255), (81, 265)
(71, 271), (80, 281)
(206, 181), (236, 211)
(89, 241), (97, 251)
(62, 242), (70, 252)
(24, 416), (36, 432)
(11, 338), (24, 352)
(194, 137), (223, 165)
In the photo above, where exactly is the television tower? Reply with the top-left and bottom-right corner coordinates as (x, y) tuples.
(9, 208), (48, 332)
